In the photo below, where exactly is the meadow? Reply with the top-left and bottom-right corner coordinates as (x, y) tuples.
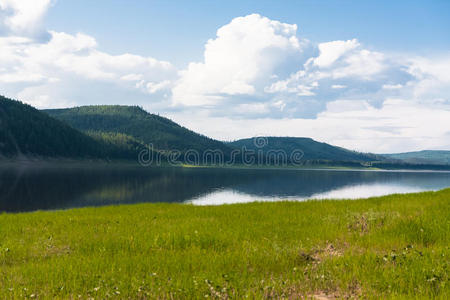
(0, 189), (448, 299)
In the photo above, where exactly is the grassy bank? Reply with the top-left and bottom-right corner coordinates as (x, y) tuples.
(0, 190), (449, 299)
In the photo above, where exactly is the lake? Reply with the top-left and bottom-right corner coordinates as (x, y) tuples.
(1, 164), (449, 212)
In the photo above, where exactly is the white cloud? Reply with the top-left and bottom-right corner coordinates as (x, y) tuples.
(0, 0), (52, 38)
(0, 9), (449, 152)
(0, 30), (177, 108)
(171, 15), (420, 120)
(0, 1), (176, 108)
(16, 89), (75, 109)
(146, 80), (172, 94)
(382, 84), (403, 90)
(172, 14), (308, 106)
(407, 56), (450, 103)
(312, 39), (360, 68)
(331, 84), (346, 89)
(168, 98), (450, 153)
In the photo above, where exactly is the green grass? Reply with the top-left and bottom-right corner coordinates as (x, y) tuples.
(0, 190), (449, 299)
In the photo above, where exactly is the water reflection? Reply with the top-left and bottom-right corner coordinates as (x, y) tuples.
(0, 164), (449, 212)
(187, 184), (426, 205)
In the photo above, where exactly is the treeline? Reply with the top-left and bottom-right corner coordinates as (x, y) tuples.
(45, 105), (233, 156)
(0, 96), (149, 160)
(228, 137), (383, 162)
(0, 96), (104, 158)
(3, 96), (450, 170)
(86, 131), (151, 159)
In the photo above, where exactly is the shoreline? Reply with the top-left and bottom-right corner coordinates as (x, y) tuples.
(3, 188), (449, 215)
(1, 157), (450, 172)
(1, 189), (448, 298)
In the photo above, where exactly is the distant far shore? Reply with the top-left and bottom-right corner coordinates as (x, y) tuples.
(1, 157), (450, 172)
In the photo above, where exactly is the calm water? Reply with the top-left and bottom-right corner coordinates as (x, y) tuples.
(1, 164), (449, 212)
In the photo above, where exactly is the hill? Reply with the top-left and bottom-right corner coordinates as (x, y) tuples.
(383, 150), (450, 165)
(229, 137), (381, 163)
(42, 106), (384, 165)
(44, 106), (233, 157)
(4, 97), (447, 168)
(0, 96), (146, 159)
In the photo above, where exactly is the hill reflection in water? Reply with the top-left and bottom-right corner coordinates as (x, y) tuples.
(1, 165), (449, 212)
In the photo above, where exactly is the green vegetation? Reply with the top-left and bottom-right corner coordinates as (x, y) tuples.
(0, 189), (448, 299)
(41, 106), (396, 165)
(0, 96), (151, 159)
(384, 150), (450, 165)
(0, 96), (104, 158)
(44, 105), (233, 156)
(229, 137), (383, 162)
(86, 131), (149, 159)
(2, 97), (450, 169)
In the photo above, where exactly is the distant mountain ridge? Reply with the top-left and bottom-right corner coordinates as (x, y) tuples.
(1, 95), (449, 169)
(383, 150), (450, 165)
(229, 137), (381, 162)
(44, 106), (383, 164)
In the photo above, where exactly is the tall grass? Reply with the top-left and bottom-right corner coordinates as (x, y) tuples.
(0, 189), (449, 299)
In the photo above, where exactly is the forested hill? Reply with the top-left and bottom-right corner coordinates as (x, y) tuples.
(3, 96), (447, 167)
(383, 150), (450, 165)
(0, 99), (382, 163)
(44, 105), (233, 155)
(229, 137), (381, 162)
(0, 96), (147, 159)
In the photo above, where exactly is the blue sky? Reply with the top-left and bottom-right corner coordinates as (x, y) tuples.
(44, 0), (450, 66)
(1, 0), (449, 152)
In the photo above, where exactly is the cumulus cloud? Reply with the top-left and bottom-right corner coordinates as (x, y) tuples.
(172, 14), (420, 119)
(0, 9), (449, 152)
(0, 0), (52, 39)
(172, 14), (312, 106)
(0, 30), (177, 108)
(264, 39), (415, 117)
(166, 14), (450, 151)
(312, 39), (360, 68)
(0, 1), (177, 108)
(407, 56), (450, 104)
